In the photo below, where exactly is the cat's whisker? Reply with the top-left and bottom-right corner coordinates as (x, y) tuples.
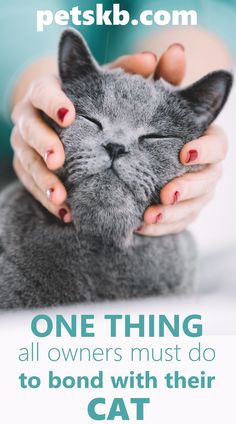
(66, 158), (97, 174)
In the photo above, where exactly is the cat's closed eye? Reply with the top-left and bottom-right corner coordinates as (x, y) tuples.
(79, 115), (103, 130)
(138, 133), (174, 143)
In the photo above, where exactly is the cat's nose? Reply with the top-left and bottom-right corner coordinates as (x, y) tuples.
(104, 143), (127, 160)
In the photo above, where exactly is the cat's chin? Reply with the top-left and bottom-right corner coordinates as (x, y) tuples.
(68, 173), (142, 246)
(73, 204), (140, 247)
(75, 214), (138, 248)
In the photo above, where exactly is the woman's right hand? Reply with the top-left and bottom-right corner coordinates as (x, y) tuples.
(11, 75), (75, 222)
(10, 52), (160, 222)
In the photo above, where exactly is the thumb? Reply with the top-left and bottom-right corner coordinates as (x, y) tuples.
(108, 52), (157, 78)
(154, 43), (186, 85)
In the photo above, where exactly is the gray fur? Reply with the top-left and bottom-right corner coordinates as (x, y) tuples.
(0, 30), (232, 308)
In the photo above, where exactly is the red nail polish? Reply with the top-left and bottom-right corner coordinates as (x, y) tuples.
(172, 191), (180, 205)
(57, 107), (69, 123)
(186, 149), (198, 163)
(156, 213), (163, 223)
(141, 51), (157, 61)
(44, 149), (54, 163)
(59, 208), (68, 222)
(168, 43), (185, 51)
(46, 187), (54, 200)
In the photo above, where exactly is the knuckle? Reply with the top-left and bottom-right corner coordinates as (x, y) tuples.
(30, 77), (63, 120)
(26, 152), (40, 174)
(162, 208), (173, 224)
(10, 127), (19, 148)
(11, 99), (25, 123)
(43, 174), (57, 190)
(180, 178), (191, 198)
(11, 106), (18, 123)
(19, 116), (37, 140)
(29, 78), (45, 100)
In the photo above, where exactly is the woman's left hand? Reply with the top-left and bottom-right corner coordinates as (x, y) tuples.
(112, 45), (228, 236)
(138, 125), (227, 236)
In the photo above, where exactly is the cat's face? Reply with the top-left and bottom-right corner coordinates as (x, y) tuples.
(57, 29), (232, 245)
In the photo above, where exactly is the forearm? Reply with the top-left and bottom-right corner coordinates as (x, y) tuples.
(137, 27), (233, 85)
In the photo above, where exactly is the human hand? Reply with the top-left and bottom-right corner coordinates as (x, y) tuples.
(138, 125), (227, 236)
(10, 45), (184, 223)
(11, 75), (75, 222)
(131, 45), (228, 236)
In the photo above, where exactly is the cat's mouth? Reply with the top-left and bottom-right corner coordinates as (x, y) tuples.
(70, 167), (142, 244)
(67, 160), (140, 216)
(107, 167), (138, 201)
(109, 164), (120, 179)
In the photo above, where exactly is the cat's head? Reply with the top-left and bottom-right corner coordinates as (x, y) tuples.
(57, 29), (232, 245)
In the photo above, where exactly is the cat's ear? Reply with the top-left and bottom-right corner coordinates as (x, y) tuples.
(59, 29), (100, 83)
(178, 70), (233, 129)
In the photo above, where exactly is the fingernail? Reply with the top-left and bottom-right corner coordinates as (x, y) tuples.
(168, 43), (185, 52)
(186, 149), (198, 163)
(57, 107), (69, 123)
(46, 187), (54, 201)
(141, 51), (157, 61)
(59, 208), (69, 222)
(172, 191), (180, 205)
(155, 213), (163, 223)
(44, 149), (54, 164)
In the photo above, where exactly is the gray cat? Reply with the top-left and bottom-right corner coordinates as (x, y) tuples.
(0, 29), (232, 309)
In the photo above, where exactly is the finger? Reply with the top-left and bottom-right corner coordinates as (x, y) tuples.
(160, 164), (222, 205)
(180, 125), (228, 165)
(28, 75), (75, 127)
(13, 157), (72, 223)
(108, 52), (157, 77)
(14, 103), (65, 170)
(154, 43), (186, 85)
(136, 214), (196, 237)
(11, 127), (67, 206)
(143, 193), (213, 225)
